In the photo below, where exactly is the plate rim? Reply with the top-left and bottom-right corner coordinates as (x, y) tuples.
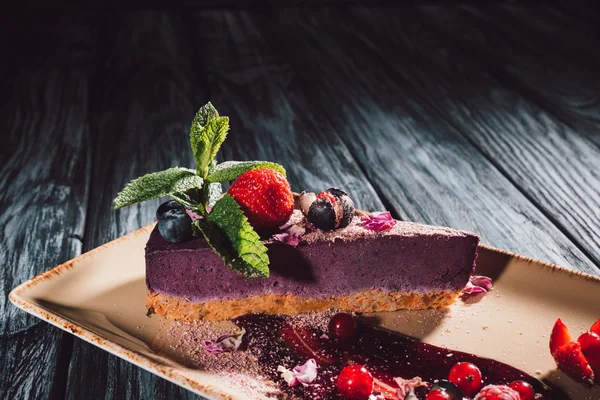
(9, 224), (600, 399)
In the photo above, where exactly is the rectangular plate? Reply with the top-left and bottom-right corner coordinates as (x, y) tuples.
(9, 224), (600, 399)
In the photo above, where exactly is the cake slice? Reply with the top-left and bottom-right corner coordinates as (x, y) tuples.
(145, 210), (479, 322)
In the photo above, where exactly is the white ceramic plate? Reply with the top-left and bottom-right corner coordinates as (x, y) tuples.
(9, 224), (600, 399)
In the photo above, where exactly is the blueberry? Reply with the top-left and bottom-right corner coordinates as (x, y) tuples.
(157, 209), (193, 243)
(430, 380), (462, 400)
(307, 198), (336, 230)
(156, 200), (184, 220)
(326, 188), (354, 228)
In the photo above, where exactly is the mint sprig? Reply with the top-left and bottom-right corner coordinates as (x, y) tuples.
(208, 161), (286, 182)
(197, 194), (269, 278)
(113, 168), (202, 209)
(113, 102), (285, 279)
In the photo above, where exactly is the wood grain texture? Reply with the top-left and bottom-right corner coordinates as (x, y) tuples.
(0, 14), (94, 400)
(419, 4), (600, 148)
(62, 12), (202, 400)
(383, 5), (600, 270)
(188, 11), (385, 211)
(244, 7), (599, 275)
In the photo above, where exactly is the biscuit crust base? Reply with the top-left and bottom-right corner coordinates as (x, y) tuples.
(146, 289), (461, 322)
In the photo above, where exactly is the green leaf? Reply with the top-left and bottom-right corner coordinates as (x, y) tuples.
(207, 182), (223, 207)
(198, 194), (269, 278)
(189, 103), (229, 177)
(207, 161), (287, 182)
(113, 167), (203, 209)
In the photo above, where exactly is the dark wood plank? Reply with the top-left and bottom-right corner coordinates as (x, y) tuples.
(240, 7), (598, 275)
(363, 5), (600, 270)
(63, 12), (202, 400)
(0, 13), (95, 400)
(417, 4), (600, 149)
(187, 11), (386, 211)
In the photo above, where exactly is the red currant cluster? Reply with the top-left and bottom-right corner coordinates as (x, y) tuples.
(328, 313), (538, 400)
(425, 362), (535, 399)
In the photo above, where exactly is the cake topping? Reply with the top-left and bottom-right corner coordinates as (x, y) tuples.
(360, 211), (397, 231)
(157, 207), (193, 243)
(114, 102), (292, 278)
(306, 188), (355, 231)
(277, 359), (318, 387)
(272, 225), (305, 247)
(227, 169), (294, 232)
(156, 200), (184, 220)
(204, 327), (246, 354)
(298, 191), (317, 216)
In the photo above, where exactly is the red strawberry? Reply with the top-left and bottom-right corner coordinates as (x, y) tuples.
(280, 325), (337, 365)
(578, 332), (600, 384)
(554, 341), (595, 386)
(227, 169), (294, 231)
(590, 319), (600, 336)
(549, 318), (572, 357)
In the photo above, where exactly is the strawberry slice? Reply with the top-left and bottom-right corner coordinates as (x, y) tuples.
(280, 325), (337, 365)
(550, 318), (572, 357)
(590, 319), (600, 336)
(579, 332), (600, 384)
(554, 341), (595, 386)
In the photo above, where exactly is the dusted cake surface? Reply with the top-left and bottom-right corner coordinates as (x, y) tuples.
(145, 211), (479, 303)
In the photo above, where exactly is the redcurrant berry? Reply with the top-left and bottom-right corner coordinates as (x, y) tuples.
(448, 362), (483, 396)
(425, 389), (451, 400)
(336, 365), (373, 400)
(329, 313), (357, 341)
(509, 380), (535, 400)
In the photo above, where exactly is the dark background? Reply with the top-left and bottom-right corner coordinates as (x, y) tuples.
(2, 1), (600, 399)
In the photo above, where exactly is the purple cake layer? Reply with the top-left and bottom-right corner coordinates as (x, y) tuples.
(145, 212), (479, 303)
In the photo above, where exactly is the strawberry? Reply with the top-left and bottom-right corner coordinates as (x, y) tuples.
(590, 319), (600, 336)
(280, 325), (337, 365)
(578, 332), (600, 384)
(227, 169), (294, 231)
(554, 341), (595, 386)
(549, 318), (572, 357)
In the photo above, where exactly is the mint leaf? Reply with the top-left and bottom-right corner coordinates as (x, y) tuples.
(189, 102), (221, 174)
(200, 194), (269, 278)
(113, 167), (203, 209)
(190, 113), (230, 178)
(207, 182), (222, 207)
(207, 161), (286, 182)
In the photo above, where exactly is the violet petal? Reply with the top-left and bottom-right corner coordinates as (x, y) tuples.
(394, 376), (426, 399)
(204, 328), (245, 354)
(185, 209), (203, 221)
(360, 211), (397, 232)
(277, 359), (318, 387)
(470, 275), (493, 291)
(272, 225), (305, 247)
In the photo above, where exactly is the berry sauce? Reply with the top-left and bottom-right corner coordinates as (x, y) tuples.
(234, 314), (565, 399)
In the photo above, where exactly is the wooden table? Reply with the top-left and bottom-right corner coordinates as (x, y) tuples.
(2, 3), (600, 399)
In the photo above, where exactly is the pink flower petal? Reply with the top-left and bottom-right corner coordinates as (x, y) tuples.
(185, 209), (203, 221)
(360, 211), (397, 232)
(470, 275), (493, 291)
(204, 328), (245, 354)
(462, 285), (488, 295)
(277, 359), (318, 387)
(394, 376), (426, 398)
(272, 225), (305, 247)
